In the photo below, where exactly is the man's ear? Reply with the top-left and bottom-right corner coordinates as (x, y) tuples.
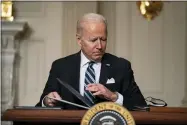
(76, 34), (81, 46)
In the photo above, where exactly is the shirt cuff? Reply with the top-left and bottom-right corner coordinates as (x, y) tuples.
(114, 92), (123, 105)
(42, 95), (47, 107)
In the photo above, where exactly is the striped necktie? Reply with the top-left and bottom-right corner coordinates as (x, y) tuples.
(84, 61), (96, 105)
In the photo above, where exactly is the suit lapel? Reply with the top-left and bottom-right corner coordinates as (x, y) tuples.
(99, 54), (111, 84)
(68, 51), (81, 92)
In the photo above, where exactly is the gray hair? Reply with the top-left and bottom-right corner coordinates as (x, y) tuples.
(76, 13), (107, 36)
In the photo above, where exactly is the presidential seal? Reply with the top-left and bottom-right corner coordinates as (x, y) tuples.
(81, 102), (135, 125)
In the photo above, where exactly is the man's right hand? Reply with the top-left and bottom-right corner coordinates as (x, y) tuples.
(44, 92), (62, 107)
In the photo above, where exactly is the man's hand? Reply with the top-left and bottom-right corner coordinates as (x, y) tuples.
(86, 84), (118, 102)
(44, 92), (62, 107)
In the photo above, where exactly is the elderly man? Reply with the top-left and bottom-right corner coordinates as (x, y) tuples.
(36, 13), (147, 110)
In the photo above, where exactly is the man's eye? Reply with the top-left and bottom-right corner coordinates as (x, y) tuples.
(89, 38), (107, 42)
(90, 38), (97, 42)
(101, 38), (107, 41)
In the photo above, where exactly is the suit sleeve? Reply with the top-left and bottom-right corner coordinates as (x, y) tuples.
(36, 61), (61, 107)
(121, 60), (147, 110)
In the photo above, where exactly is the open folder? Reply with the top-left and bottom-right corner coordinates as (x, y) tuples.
(55, 78), (91, 109)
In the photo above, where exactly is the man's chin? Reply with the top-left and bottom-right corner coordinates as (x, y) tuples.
(92, 55), (103, 62)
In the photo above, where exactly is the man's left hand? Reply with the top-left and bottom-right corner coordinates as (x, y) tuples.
(86, 83), (118, 102)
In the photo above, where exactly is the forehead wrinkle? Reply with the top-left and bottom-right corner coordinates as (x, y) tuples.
(80, 21), (107, 41)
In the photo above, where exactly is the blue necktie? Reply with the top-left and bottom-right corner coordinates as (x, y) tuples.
(84, 62), (95, 105)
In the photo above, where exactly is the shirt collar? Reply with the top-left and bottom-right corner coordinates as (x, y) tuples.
(81, 51), (91, 67)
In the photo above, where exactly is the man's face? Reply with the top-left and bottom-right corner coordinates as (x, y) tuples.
(77, 21), (107, 62)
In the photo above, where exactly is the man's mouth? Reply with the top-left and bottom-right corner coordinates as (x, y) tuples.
(94, 52), (103, 55)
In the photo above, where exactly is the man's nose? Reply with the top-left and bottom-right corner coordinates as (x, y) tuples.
(96, 39), (102, 49)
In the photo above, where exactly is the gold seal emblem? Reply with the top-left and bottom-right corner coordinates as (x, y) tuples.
(81, 102), (135, 125)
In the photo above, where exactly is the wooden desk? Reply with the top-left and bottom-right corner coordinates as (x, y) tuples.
(2, 107), (187, 124)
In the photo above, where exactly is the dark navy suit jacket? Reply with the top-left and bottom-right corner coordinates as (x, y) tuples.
(36, 51), (147, 110)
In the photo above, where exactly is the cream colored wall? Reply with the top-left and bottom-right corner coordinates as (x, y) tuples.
(14, 2), (187, 107)
(98, 2), (187, 106)
(14, 2), (64, 105)
(129, 2), (186, 106)
(183, 2), (187, 106)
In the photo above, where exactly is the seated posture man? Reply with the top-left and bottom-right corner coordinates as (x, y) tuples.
(36, 13), (147, 110)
